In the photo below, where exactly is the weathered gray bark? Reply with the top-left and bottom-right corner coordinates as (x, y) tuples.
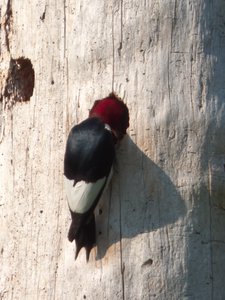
(0, 0), (225, 299)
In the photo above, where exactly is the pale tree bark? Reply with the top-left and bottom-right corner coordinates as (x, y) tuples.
(0, 0), (225, 299)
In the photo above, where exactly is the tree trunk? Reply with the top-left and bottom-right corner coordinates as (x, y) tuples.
(1, 0), (225, 299)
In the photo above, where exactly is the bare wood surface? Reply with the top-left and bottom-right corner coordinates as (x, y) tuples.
(1, 1), (225, 299)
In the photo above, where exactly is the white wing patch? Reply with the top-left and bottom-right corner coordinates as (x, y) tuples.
(64, 168), (113, 214)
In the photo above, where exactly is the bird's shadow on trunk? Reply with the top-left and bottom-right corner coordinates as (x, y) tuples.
(95, 135), (187, 260)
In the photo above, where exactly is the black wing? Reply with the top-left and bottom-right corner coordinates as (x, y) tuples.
(64, 117), (115, 182)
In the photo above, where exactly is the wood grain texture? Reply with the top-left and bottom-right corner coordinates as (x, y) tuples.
(1, 0), (225, 299)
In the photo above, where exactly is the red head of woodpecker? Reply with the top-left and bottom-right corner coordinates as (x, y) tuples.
(64, 93), (129, 261)
(89, 93), (129, 140)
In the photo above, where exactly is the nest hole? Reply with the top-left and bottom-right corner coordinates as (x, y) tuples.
(3, 57), (35, 103)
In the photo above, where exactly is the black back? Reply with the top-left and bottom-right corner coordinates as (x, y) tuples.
(64, 117), (115, 182)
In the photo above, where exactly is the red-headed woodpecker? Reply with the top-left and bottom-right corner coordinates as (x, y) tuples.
(64, 93), (129, 261)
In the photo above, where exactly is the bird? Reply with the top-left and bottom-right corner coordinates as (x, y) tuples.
(64, 93), (129, 261)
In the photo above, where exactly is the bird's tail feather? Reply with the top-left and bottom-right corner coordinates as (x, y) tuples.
(68, 213), (96, 262)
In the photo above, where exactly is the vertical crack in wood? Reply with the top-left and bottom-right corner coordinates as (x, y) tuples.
(10, 111), (15, 191)
(156, 165), (166, 298)
(167, 52), (171, 106)
(117, 0), (123, 57)
(111, 7), (115, 92)
(118, 179), (125, 300)
(168, 0), (177, 106)
(0, 97), (6, 143)
(190, 54), (195, 117)
(63, 10), (69, 132)
(111, 0), (123, 92)
(53, 165), (62, 298)
(170, 0), (177, 53)
(35, 227), (41, 295)
(172, 0), (177, 38)
(208, 163), (214, 299)
(107, 184), (113, 238)
(4, 0), (12, 53)
(63, 0), (67, 58)
(0, 8), (2, 56)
